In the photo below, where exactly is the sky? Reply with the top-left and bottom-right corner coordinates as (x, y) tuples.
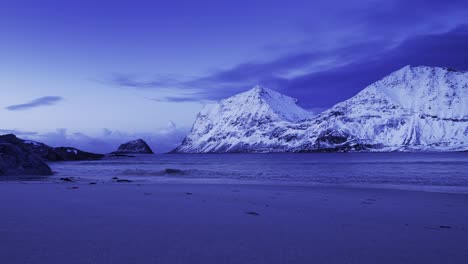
(1, 0), (467, 153)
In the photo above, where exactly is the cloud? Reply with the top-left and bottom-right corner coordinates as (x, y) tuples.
(282, 24), (468, 107)
(0, 129), (38, 136)
(112, 25), (468, 107)
(5, 96), (63, 111)
(105, 1), (468, 106)
(111, 74), (181, 89)
(148, 96), (205, 103)
(21, 122), (190, 154)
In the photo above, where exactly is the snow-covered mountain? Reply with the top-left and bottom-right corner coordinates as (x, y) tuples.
(173, 66), (468, 153)
(173, 85), (313, 152)
(303, 66), (468, 151)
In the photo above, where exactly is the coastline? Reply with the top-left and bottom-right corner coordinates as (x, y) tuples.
(1, 181), (467, 264)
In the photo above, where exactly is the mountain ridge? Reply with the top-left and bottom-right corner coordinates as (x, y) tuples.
(173, 65), (468, 153)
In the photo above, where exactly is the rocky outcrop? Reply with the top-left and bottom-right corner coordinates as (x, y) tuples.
(21, 140), (64, 161)
(54, 147), (104, 161)
(22, 140), (103, 161)
(1, 134), (104, 162)
(112, 139), (154, 154)
(0, 134), (52, 176)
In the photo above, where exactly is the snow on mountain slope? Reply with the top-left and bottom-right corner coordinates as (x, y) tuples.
(306, 66), (468, 151)
(212, 85), (312, 123)
(173, 66), (468, 153)
(173, 85), (313, 152)
(343, 65), (466, 118)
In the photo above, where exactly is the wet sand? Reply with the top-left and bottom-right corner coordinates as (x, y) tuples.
(1, 181), (467, 264)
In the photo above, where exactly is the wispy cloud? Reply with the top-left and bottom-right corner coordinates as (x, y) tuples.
(148, 96), (209, 103)
(0, 129), (38, 136)
(111, 74), (181, 89)
(20, 121), (189, 154)
(109, 24), (468, 107)
(6, 96), (63, 111)
(105, 0), (468, 107)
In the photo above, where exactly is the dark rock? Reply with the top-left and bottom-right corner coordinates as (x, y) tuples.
(22, 139), (65, 161)
(4, 134), (104, 161)
(315, 129), (350, 145)
(0, 133), (103, 177)
(112, 139), (154, 154)
(294, 129), (377, 152)
(60, 177), (73, 182)
(0, 134), (52, 176)
(165, 168), (184, 175)
(54, 147), (104, 161)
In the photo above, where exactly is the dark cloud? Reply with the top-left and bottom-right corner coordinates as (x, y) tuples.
(107, 1), (468, 107)
(202, 25), (468, 107)
(284, 24), (468, 107)
(149, 26), (468, 107)
(120, 25), (468, 107)
(5, 96), (63, 111)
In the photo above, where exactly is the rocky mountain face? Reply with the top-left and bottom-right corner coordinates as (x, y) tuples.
(112, 139), (154, 154)
(173, 66), (468, 153)
(0, 134), (52, 176)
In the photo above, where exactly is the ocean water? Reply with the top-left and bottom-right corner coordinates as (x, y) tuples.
(48, 153), (468, 192)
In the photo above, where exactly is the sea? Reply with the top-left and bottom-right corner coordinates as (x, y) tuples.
(47, 153), (468, 193)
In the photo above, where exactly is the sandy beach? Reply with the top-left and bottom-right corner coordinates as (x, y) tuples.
(1, 181), (467, 264)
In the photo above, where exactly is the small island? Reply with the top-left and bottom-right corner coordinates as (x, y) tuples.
(112, 139), (154, 154)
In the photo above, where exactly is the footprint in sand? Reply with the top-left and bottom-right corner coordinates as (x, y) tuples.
(246, 211), (260, 216)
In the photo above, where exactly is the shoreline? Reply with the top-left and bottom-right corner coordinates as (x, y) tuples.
(4, 174), (468, 195)
(1, 181), (468, 263)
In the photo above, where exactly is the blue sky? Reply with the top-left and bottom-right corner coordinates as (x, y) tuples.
(1, 0), (467, 152)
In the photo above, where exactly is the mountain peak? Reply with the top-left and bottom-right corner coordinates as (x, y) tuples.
(392, 65), (465, 78)
(174, 67), (467, 153)
(173, 86), (313, 153)
(242, 85), (279, 99)
(343, 64), (468, 119)
(224, 86), (312, 122)
(251, 85), (266, 93)
(392, 65), (434, 77)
